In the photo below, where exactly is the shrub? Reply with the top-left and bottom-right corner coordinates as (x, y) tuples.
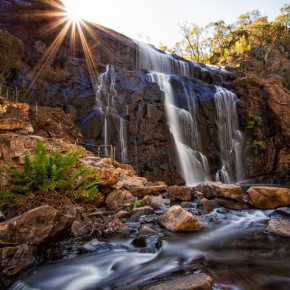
(3, 141), (99, 199)
(251, 140), (266, 154)
(246, 114), (263, 129)
(134, 198), (143, 208)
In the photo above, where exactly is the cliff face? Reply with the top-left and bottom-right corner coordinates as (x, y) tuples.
(1, 0), (289, 185)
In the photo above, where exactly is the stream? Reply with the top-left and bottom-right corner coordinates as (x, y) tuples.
(10, 208), (290, 290)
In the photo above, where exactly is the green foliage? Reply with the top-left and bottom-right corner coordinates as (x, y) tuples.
(251, 140), (266, 154)
(246, 114), (263, 129)
(134, 198), (143, 208)
(3, 141), (99, 199)
(0, 29), (24, 81)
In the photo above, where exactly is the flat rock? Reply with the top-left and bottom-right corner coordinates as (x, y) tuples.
(0, 205), (74, 245)
(130, 185), (168, 198)
(247, 186), (290, 209)
(159, 206), (203, 232)
(142, 273), (213, 290)
(196, 182), (244, 202)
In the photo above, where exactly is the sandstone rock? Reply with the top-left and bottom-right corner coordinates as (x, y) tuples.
(115, 210), (131, 219)
(168, 186), (194, 201)
(139, 225), (159, 236)
(91, 166), (122, 187)
(159, 206), (203, 232)
(123, 176), (148, 191)
(0, 244), (37, 276)
(247, 187), (290, 209)
(132, 206), (154, 218)
(142, 195), (169, 210)
(266, 219), (290, 238)
(105, 189), (135, 210)
(130, 184), (168, 198)
(71, 221), (91, 238)
(0, 205), (74, 245)
(142, 273), (213, 290)
(196, 182), (244, 202)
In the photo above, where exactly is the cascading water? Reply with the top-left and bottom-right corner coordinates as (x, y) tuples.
(148, 72), (210, 185)
(95, 65), (128, 163)
(214, 87), (244, 183)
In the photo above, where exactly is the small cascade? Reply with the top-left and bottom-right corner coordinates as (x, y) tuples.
(214, 87), (244, 183)
(135, 41), (203, 77)
(95, 65), (128, 163)
(148, 72), (210, 185)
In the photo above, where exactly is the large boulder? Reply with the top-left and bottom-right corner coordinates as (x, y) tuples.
(196, 182), (244, 202)
(0, 205), (74, 245)
(159, 206), (203, 232)
(247, 187), (290, 209)
(143, 273), (213, 290)
(0, 244), (37, 276)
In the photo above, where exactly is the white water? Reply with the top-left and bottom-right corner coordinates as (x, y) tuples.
(148, 72), (210, 185)
(214, 87), (244, 183)
(96, 65), (128, 163)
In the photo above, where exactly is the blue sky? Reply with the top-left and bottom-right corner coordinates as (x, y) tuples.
(62, 0), (288, 47)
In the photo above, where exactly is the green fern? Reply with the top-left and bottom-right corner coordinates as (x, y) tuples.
(3, 141), (100, 199)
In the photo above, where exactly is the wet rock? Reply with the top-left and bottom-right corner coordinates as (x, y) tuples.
(196, 182), (244, 202)
(132, 206), (154, 218)
(142, 273), (213, 290)
(105, 189), (135, 210)
(138, 225), (159, 236)
(168, 186), (194, 201)
(0, 205), (74, 245)
(247, 186), (290, 209)
(81, 239), (129, 253)
(0, 244), (37, 276)
(198, 197), (249, 211)
(266, 219), (290, 238)
(71, 221), (91, 238)
(159, 206), (203, 232)
(132, 235), (147, 248)
(142, 195), (169, 210)
(130, 184), (168, 198)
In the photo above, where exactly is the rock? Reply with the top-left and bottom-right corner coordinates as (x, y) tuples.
(105, 189), (135, 210)
(138, 225), (159, 236)
(123, 176), (148, 191)
(0, 244), (37, 276)
(142, 273), (213, 290)
(81, 239), (129, 253)
(266, 219), (290, 238)
(132, 206), (154, 218)
(91, 167), (122, 187)
(132, 235), (147, 248)
(71, 221), (91, 238)
(168, 186), (194, 201)
(130, 184), (168, 198)
(108, 218), (129, 233)
(159, 206), (203, 232)
(115, 210), (131, 219)
(0, 210), (6, 222)
(0, 205), (74, 245)
(142, 195), (169, 210)
(196, 182), (244, 202)
(247, 186), (290, 209)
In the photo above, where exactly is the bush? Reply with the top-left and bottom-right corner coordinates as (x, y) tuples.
(3, 141), (99, 200)
(246, 114), (263, 129)
(251, 140), (266, 154)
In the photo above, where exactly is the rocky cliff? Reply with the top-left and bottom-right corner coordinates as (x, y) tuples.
(0, 0), (289, 185)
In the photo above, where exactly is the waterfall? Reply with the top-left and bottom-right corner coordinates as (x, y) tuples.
(148, 72), (210, 185)
(214, 87), (244, 183)
(95, 65), (128, 163)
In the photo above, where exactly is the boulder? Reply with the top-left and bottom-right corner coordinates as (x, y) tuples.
(142, 195), (169, 210)
(196, 182), (244, 202)
(159, 206), (203, 232)
(91, 166), (122, 187)
(168, 186), (194, 201)
(247, 186), (290, 209)
(143, 273), (213, 290)
(130, 184), (168, 198)
(132, 206), (154, 218)
(138, 225), (159, 236)
(105, 189), (135, 210)
(0, 244), (37, 276)
(266, 219), (290, 238)
(0, 205), (74, 245)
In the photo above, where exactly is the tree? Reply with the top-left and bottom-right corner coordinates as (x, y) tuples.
(0, 30), (24, 82)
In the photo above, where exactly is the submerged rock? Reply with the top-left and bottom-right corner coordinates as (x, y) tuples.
(247, 186), (290, 209)
(141, 273), (213, 290)
(0, 205), (74, 245)
(159, 206), (203, 232)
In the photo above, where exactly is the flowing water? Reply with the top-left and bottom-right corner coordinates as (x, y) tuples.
(10, 209), (290, 290)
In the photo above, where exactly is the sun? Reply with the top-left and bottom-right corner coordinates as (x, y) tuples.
(62, 0), (83, 22)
